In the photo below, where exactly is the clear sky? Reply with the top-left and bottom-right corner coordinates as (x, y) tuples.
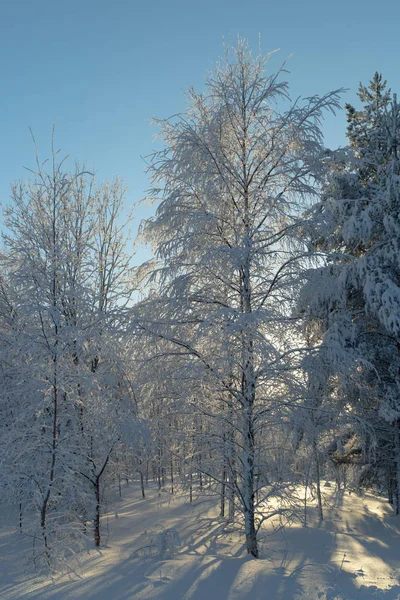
(1, 0), (400, 262)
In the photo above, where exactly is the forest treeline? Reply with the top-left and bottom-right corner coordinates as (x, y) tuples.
(0, 39), (399, 567)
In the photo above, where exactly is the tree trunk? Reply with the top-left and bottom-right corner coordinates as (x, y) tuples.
(228, 397), (236, 522)
(394, 420), (400, 515)
(240, 177), (259, 558)
(243, 413), (258, 557)
(314, 440), (324, 522)
(244, 506), (258, 558)
(41, 371), (59, 556)
(140, 469), (145, 499)
(220, 464), (226, 518)
(93, 453), (110, 547)
(158, 446), (162, 490)
(241, 251), (258, 558)
(94, 477), (101, 547)
(387, 462), (395, 505)
(304, 463), (309, 528)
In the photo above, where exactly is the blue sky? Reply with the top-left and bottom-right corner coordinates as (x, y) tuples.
(1, 0), (399, 262)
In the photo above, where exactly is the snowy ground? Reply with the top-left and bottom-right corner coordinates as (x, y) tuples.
(1, 483), (400, 600)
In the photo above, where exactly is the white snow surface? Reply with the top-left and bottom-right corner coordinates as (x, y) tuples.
(1, 484), (400, 600)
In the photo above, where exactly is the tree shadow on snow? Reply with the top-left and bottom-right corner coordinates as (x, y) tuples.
(3, 489), (400, 600)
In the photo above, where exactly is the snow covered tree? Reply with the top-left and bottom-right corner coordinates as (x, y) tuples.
(302, 79), (400, 512)
(345, 72), (391, 183)
(135, 39), (341, 557)
(0, 139), (139, 565)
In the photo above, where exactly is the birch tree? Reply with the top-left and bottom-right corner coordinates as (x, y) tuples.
(0, 140), (139, 565)
(136, 39), (341, 557)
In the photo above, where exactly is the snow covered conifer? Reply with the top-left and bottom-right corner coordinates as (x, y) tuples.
(302, 79), (400, 512)
(345, 72), (391, 183)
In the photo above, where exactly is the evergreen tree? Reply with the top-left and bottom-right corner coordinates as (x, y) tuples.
(345, 72), (391, 183)
(302, 78), (400, 512)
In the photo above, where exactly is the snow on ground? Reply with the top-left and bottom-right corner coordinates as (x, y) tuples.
(1, 483), (400, 600)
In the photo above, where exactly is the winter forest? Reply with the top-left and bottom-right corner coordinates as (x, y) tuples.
(1, 40), (400, 599)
